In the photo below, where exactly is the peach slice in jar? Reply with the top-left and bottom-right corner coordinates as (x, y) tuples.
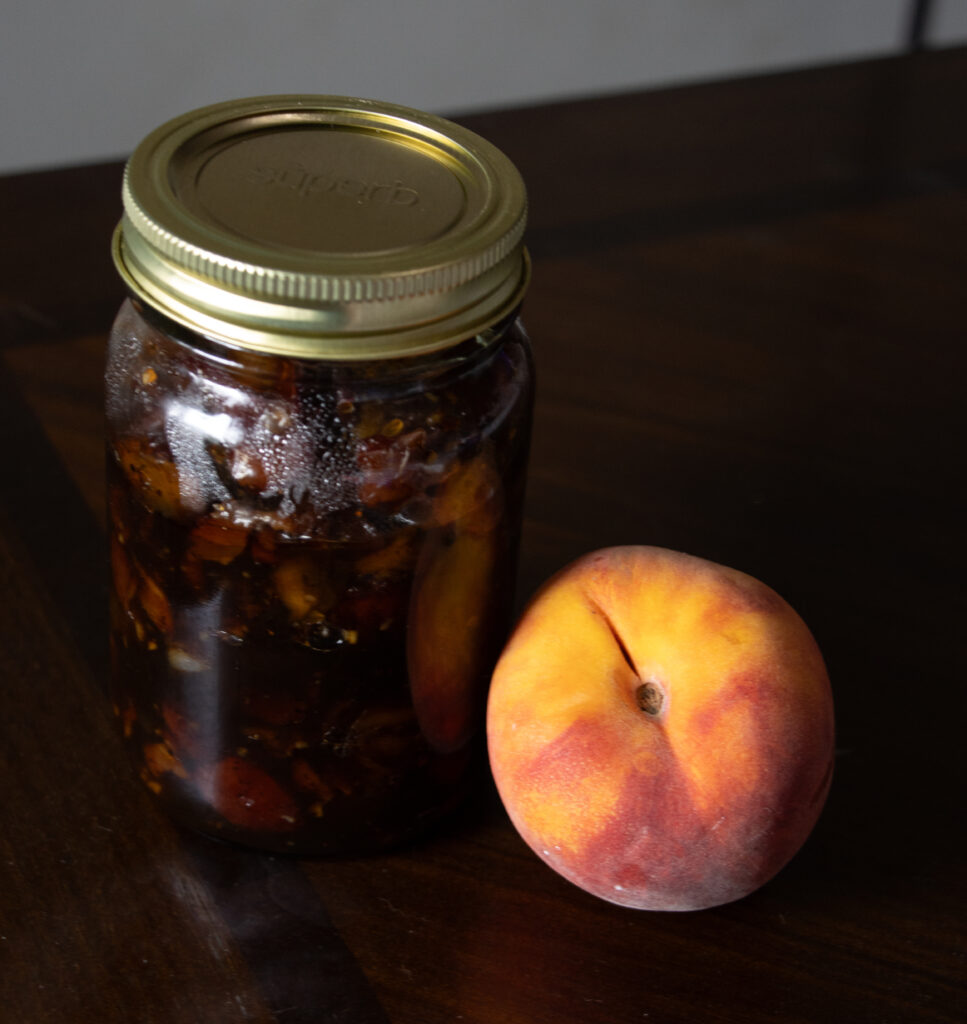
(407, 526), (500, 754)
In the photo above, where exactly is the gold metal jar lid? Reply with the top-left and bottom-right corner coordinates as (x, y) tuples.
(112, 95), (529, 359)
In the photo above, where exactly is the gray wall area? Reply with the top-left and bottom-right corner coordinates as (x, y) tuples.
(3, 0), (966, 174)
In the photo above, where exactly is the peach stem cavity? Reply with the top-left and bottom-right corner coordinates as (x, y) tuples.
(589, 595), (665, 715)
(635, 681), (664, 716)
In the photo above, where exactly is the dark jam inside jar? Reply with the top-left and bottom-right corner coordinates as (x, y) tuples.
(107, 298), (533, 854)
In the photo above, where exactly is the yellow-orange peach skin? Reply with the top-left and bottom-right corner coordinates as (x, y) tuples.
(486, 546), (834, 911)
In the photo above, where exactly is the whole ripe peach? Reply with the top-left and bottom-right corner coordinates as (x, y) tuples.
(486, 546), (834, 911)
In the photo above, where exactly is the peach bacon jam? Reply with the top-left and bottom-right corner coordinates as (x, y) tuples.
(106, 96), (533, 854)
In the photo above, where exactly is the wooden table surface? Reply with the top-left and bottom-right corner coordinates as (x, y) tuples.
(1, 49), (965, 1024)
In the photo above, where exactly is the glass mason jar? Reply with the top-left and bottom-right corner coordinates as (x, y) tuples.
(106, 96), (534, 855)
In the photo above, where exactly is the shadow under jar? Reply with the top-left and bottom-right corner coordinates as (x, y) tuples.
(106, 96), (533, 855)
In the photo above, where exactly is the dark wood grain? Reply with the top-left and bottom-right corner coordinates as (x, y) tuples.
(1, 49), (964, 1023)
